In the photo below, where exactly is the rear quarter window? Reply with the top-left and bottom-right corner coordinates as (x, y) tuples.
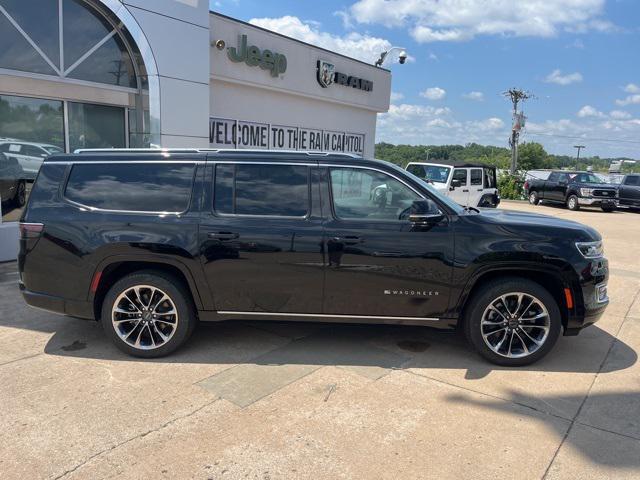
(64, 163), (195, 212)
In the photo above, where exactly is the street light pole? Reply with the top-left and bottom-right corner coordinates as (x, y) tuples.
(574, 145), (585, 170)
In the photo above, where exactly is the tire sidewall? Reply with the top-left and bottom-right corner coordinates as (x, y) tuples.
(567, 195), (579, 210)
(464, 278), (562, 366)
(101, 271), (195, 358)
(529, 191), (539, 205)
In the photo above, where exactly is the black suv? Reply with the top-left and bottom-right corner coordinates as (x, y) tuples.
(18, 150), (609, 366)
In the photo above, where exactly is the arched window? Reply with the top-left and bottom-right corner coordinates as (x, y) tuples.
(0, 0), (136, 88)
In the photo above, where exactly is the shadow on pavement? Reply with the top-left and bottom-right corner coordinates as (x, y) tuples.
(40, 318), (637, 379)
(446, 389), (640, 467)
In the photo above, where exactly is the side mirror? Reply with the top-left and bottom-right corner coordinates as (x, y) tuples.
(408, 199), (445, 225)
(450, 179), (462, 190)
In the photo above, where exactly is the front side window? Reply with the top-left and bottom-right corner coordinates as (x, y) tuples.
(625, 176), (640, 186)
(329, 167), (421, 221)
(65, 163), (194, 212)
(452, 169), (467, 186)
(407, 164), (425, 178)
(214, 164), (309, 217)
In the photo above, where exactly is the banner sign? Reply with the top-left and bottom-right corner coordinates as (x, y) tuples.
(210, 117), (365, 155)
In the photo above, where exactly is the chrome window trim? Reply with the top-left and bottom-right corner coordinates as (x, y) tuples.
(46, 160), (206, 164)
(217, 311), (440, 322)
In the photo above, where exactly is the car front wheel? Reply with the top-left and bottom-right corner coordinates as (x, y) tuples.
(567, 195), (580, 211)
(464, 278), (562, 366)
(101, 271), (196, 358)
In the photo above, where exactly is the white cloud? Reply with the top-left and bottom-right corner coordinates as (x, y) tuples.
(390, 91), (405, 102)
(463, 91), (484, 101)
(428, 52), (438, 61)
(544, 69), (583, 85)
(615, 94), (640, 106)
(577, 105), (605, 118)
(624, 83), (640, 94)
(333, 10), (354, 29)
(420, 87), (446, 100)
(248, 16), (392, 64)
(610, 110), (631, 120)
(349, 0), (612, 43)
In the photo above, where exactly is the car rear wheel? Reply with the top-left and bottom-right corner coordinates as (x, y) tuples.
(464, 278), (562, 366)
(567, 195), (580, 211)
(101, 271), (196, 358)
(13, 181), (26, 207)
(528, 191), (539, 205)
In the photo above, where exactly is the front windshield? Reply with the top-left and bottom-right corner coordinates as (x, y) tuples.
(423, 165), (451, 183)
(569, 173), (601, 184)
(376, 159), (466, 215)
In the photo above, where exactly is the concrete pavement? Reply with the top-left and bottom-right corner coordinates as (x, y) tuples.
(0, 200), (639, 479)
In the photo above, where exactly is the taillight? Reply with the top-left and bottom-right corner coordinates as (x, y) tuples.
(524, 181), (529, 190)
(19, 222), (44, 239)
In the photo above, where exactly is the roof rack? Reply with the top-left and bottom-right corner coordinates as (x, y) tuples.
(74, 148), (362, 158)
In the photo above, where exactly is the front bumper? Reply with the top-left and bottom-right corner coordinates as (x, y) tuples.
(578, 197), (616, 207)
(564, 258), (609, 335)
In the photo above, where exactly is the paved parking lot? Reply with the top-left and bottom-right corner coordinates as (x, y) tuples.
(1, 200), (639, 480)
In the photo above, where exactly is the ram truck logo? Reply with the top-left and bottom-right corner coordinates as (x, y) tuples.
(317, 60), (335, 88)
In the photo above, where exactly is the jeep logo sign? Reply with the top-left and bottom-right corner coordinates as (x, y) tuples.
(316, 60), (373, 92)
(226, 34), (287, 77)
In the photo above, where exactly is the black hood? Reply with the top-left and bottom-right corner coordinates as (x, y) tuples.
(472, 208), (601, 242)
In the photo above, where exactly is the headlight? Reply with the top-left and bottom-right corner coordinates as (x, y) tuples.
(576, 241), (604, 259)
(580, 188), (593, 197)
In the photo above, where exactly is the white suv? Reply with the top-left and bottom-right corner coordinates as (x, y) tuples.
(0, 141), (63, 180)
(406, 162), (500, 208)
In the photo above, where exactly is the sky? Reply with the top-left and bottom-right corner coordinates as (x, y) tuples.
(210, 0), (640, 159)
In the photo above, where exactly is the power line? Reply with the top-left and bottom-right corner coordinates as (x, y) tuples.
(525, 132), (640, 145)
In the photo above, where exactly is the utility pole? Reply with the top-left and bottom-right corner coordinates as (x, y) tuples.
(503, 88), (534, 174)
(574, 145), (585, 170)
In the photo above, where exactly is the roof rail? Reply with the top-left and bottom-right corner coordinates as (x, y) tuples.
(73, 148), (363, 158)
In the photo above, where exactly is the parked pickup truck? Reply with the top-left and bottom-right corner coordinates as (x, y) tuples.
(524, 170), (617, 212)
(617, 174), (640, 209)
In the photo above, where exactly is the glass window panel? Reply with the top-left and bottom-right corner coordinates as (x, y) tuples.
(470, 169), (483, 186)
(214, 164), (234, 214)
(329, 168), (420, 221)
(68, 102), (126, 151)
(0, 13), (57, 75)
(452, 169), (468, 186)
(65, 163), (194, 212)
(0, 95), (63, 222)
(67, 34), (137, 88)
(1, 0), (60, 67)
(63, 0), (113, 69)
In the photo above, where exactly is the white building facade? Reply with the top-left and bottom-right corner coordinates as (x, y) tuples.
(0, 0), (391, 260)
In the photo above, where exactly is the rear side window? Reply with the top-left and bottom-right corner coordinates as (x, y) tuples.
(65, 163), (195, 212)
(214, 163), (309, 217)
(470, 169), (483, 186)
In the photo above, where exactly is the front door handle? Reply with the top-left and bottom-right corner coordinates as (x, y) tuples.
(208, 232), (239, 241)
(477, 188), (483, 191)
(462, 189), (469, 192)
(332, 236), (363, 245)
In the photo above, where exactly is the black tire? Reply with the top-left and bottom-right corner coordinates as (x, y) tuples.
(528, 191), (539, 205)
(463, 277), (562, 366)
(566, 194), (580, 211)
(101, 270), (196, 358)
(13, 181), (26, 208)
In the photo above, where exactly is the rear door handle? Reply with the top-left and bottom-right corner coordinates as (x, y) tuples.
(208, 232), (239, 241)
(462, 189), (469, 192)
(332, 236), (363, 245)
(477, 188), (483, 191)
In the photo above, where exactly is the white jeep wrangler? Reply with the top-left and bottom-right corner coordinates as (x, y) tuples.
(406, 162), (500, 208)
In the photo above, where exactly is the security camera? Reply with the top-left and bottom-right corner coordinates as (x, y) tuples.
(398, 51), (408, 64)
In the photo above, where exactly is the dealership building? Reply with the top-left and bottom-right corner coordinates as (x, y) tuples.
(0, 0), (392, 260)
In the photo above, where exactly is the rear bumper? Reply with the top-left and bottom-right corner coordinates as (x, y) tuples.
(20, 283), (94, 320)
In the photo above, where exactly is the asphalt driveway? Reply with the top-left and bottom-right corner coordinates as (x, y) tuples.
(1, 200), (639, 479)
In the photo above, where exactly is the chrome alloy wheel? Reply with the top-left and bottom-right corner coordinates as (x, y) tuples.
(480, 292), (550, 358)
(111, 285), (179, 350)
